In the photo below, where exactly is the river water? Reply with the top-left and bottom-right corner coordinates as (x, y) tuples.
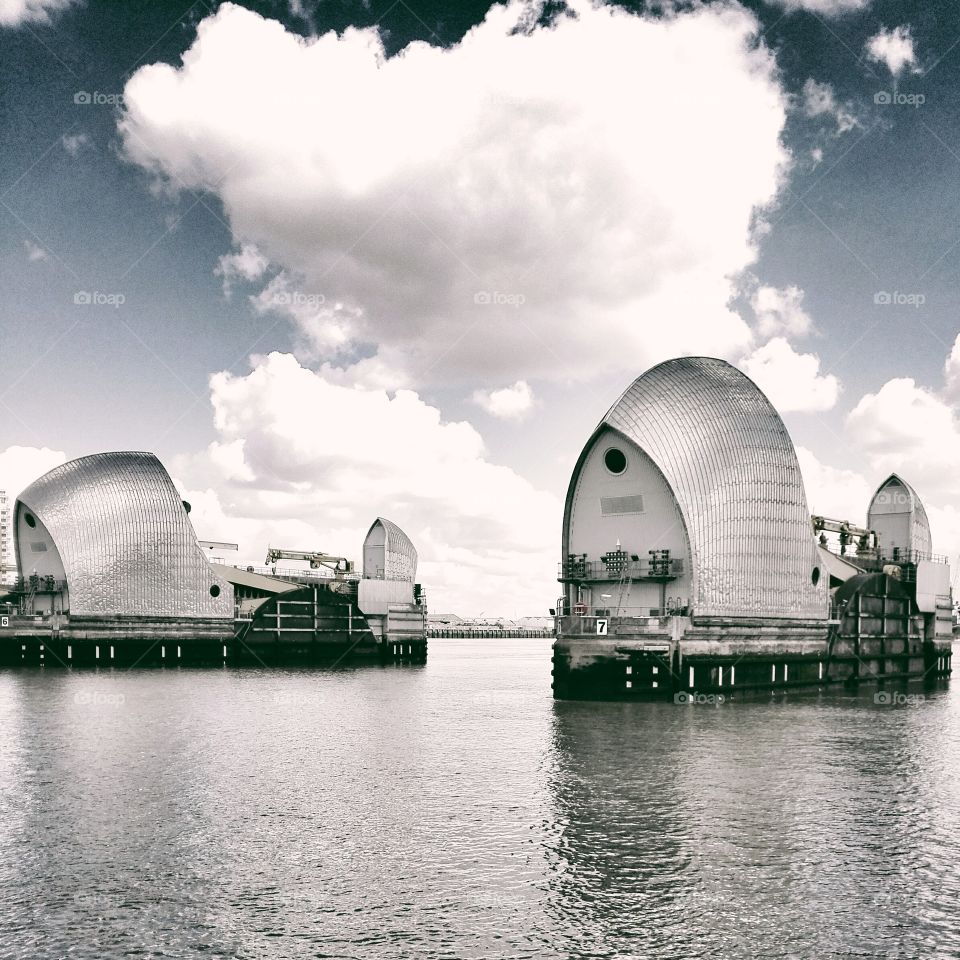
(0, 637), (958, 959)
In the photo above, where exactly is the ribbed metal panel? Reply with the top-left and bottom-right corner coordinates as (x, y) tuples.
(867, 474), (932, 557)
(14, 452), (233, 618)
(602, 357), (827, 619)
(365, 518), (417, 582)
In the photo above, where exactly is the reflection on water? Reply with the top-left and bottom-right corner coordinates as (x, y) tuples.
(0, 640), (958, 958)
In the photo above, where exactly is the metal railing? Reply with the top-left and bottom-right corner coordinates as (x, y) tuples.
(232, 564), (361, 583)
(822, 547), (949, 567)
(558, 556), (683, 581)
(10, 576), (67, 594)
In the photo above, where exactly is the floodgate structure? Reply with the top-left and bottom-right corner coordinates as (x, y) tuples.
(553, 356), (954, 701)
(0, 452), (426, 667)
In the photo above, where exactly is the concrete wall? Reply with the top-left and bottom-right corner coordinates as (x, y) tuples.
(358, 577), (415, 615)
(916, 559), (951, 613)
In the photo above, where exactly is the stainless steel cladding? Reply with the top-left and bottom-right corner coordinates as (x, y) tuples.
(363, 517), (417, 582)
(867, 473), (933, 559)
(14, 452), (233, 618)
(601, 357), (827, 619)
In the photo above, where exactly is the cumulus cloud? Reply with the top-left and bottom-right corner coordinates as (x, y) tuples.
(797, 443), (960, 564)
(0, 445), (67, 499)
(23, 239), (48, 262)
(750, 283), (814, 338)
(740, 337), (840, 412)
(846, 377), (960, 498)
(214, 242), (268, 293)
(472, 380), (534, 420)
(764, 0), (868, 14)
(119, 0), (788, 386)
(944, 332), (960, 401)
(249, 272), (357, 358)
(175, 353), (560, 615)
(795, 446), (873, 523)
(61, 132), (89, 156)
(835, 337), (960, 562)
(865, 25), (918, 77)
(0, 0), (76, 27)
(800, 78), (858, 134)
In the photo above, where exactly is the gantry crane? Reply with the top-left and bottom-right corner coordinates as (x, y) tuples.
(811, 516), (877, 556)
(264, 547), (355, 577)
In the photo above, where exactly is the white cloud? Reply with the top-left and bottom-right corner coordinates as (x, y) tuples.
(795, 446), (872, 523)
(0, 0), (76, 27)
(176, 352), (560, 615)
(800, 78), (858, 134)
(472, 380), (534, 420)
(926, 503), (960, 567)
(23, 239), (48, 262)
(837, 338), (960, 562)
(764, 0), (868, 15)
(846, 377), (960, 498)
(944, 332), (960, 401)
(61, 132), (89, 156)
(740, 337), (840, 412)
(119, 0), (788, 386)
(750, 284), (814, 338)
(797, 444), (960, 564)
(0, 445), (67, 499)
(250, 272), (356, 357)
(865, 25), (918, 77)
(214, 242), (268, 293)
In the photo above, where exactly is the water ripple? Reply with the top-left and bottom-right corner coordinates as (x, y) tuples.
(0, 642), (957, 958)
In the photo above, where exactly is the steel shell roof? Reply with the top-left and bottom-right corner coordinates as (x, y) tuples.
(15, 451), (233, 618)
(600, 357), (827, 619)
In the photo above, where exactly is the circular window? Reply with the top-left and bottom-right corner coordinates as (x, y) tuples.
(604, 447), (627, 475)
(210, 585), (221, 598)
(24, 513), (36, 528)
(811, 566), (821, 586)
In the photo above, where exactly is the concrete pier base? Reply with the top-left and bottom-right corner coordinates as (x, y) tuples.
(552, 613), (953, 701)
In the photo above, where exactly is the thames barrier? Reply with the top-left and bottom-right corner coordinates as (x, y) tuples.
(551, 356), (953, 700)
(0, 452), (426, 666)
(0, 358), (953, 694)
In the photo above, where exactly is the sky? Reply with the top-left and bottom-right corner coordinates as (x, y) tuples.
(1, 0), (959, 615)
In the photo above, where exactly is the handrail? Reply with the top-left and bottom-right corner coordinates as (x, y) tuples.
(558, 557), (683, 581)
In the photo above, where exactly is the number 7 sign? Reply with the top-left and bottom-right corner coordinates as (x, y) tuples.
(596, 618), (608, 636)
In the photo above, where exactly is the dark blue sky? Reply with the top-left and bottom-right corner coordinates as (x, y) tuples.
(1, 0), (958, 489)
